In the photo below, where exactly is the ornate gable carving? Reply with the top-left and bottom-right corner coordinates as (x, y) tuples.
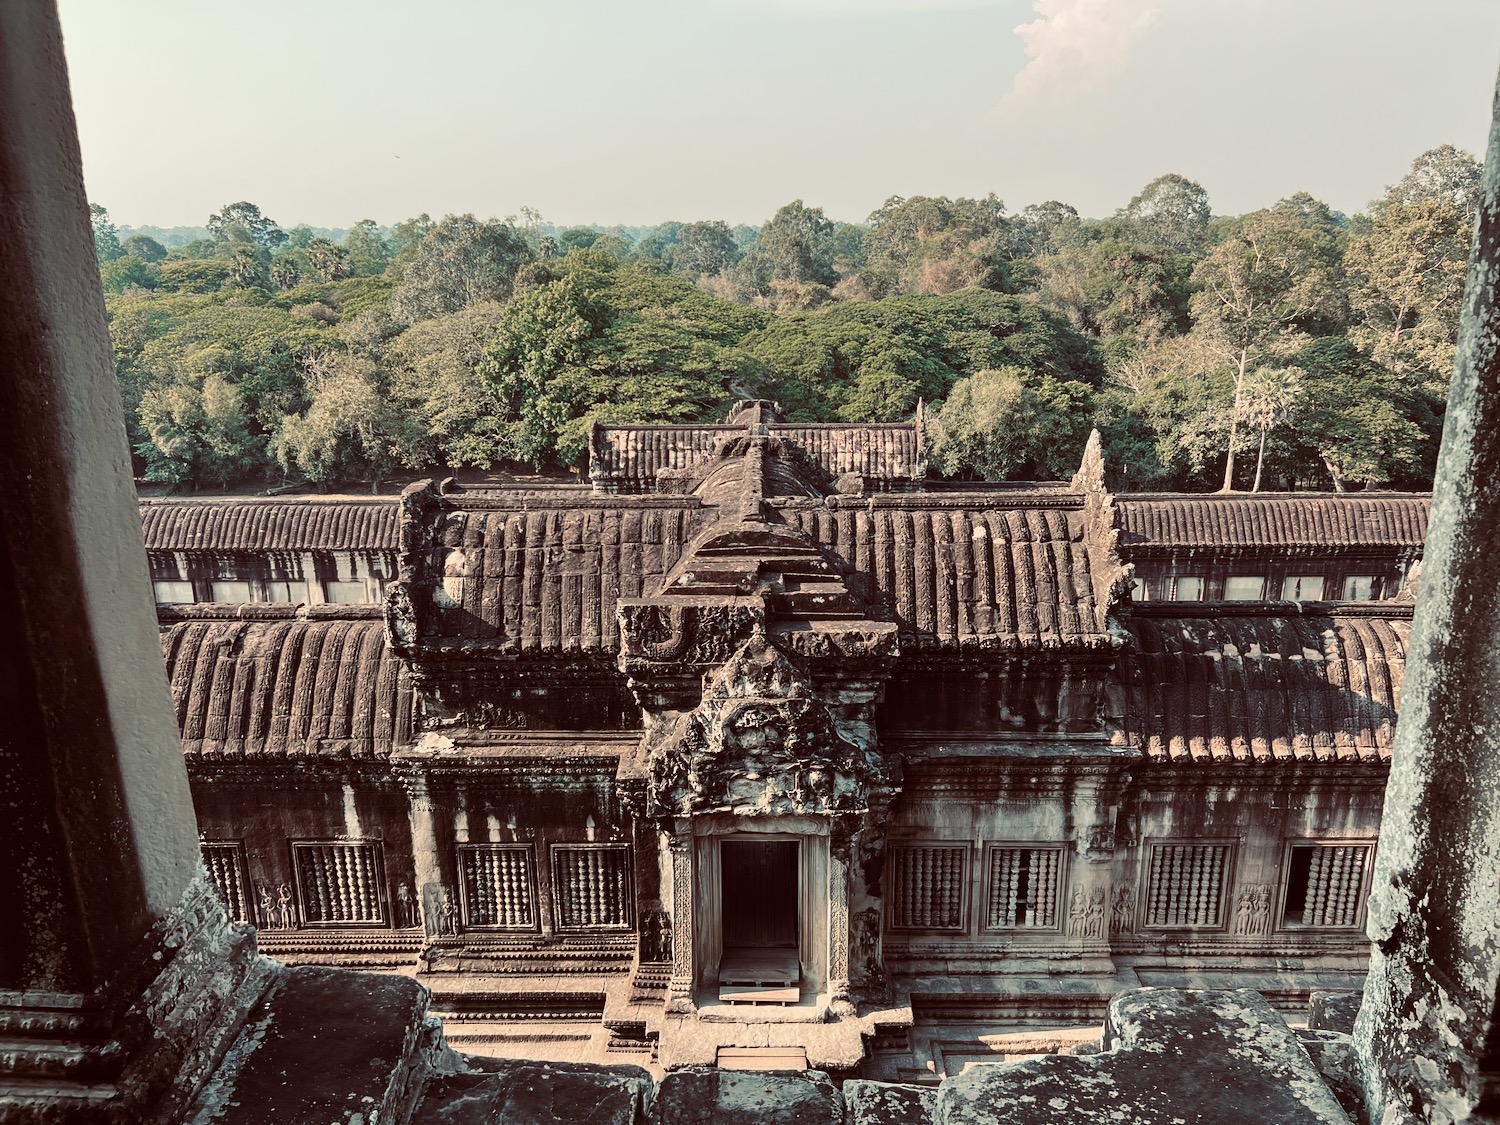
(645, 631), (887, 817)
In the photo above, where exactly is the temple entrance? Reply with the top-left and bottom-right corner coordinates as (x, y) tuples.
(718, 839), (800, 1003)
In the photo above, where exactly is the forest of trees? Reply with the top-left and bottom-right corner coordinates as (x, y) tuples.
(93, 144), (1480, 494)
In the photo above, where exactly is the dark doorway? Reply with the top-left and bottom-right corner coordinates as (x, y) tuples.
(721, 840), (798, 948)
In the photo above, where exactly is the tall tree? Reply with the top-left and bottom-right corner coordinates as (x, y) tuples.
(90, 203), (124, 264)
(758, 200), (837, 287)
(1238, 365), (1305, 492)
(928, 366), (1094, 480)
(389, 214), (534, 323)
(1188, 205), (1343, 490)
(673, 220), (741, 278)
(208, 201), (287, 251)
(1346, 198), (1470, 388)
(1117, 174), (1212, 256)
(1384, 144), (1483, 223)
(343, 219), (391, 276)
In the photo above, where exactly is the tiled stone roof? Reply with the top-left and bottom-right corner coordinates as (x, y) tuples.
(1113, 607), (1409, 763)
(408, 494), (1108, 654)
(1116, 494), (1429, 551)
(162, 612), (414, 759)
(140, 499), (400, 552)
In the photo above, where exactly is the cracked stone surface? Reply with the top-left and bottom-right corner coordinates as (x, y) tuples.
(413, 1058), (653, 1125)
(654, 1067), (843, 1125)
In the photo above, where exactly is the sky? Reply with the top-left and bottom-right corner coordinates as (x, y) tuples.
(58, 0), (1499, 231)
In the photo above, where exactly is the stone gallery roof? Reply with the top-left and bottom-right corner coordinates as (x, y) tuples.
(1116, 494), (1429, 551)
(1113, 606), (1410, 763)
(589, 421), (924, 493)
(140, 499), (400, 553)
(409, 492), (1107, 654)
(161, 612), (414, 759)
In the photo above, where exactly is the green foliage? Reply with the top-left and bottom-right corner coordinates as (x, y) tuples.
(123, 234), (168, 263)
(929, 367), (1095, 480)
(740, 290), (1101, 423)
(859, 195), (1013, 299)
(208, 201), (287, 251)
(100, 255), (161, 294)
(91, 203), (125, 264)
(98, 145), (1468, 492)
(390, 214), (534, 323)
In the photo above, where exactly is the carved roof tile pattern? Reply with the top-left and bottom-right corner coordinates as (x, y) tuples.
(1116, 495), (1429, 550)
(416, 500), (1105, 652)
(1113, 611), (1409, 763)
(589, 423), (922, 491)
(162, 618), (414, 758)
(140, 499), (400, 552)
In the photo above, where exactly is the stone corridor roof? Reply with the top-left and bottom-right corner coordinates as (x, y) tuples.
(140, 498), (400, 552)
(1116, 494), (1429, 551)
(162, 611), (414, 760)
(1112, 606), (1410, 763)
(409, 493), (1108, 654)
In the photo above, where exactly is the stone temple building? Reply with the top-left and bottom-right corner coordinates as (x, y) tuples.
(143, 403), (1426, 1076)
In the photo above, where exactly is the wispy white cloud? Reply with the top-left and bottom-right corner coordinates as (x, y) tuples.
(994, 0), (1160, 117)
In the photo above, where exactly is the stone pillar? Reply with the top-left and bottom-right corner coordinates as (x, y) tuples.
(1354, 70), (1500, 1125)
(665, 828), (695, 1014)
(828, 830), (854, 1017)
(401, 773), (449, 940)
(0, 5), (271, 1119)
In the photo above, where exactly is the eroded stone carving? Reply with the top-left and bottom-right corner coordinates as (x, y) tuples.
(644, 632), (886, 817)
(1234, 884), (1272, 936)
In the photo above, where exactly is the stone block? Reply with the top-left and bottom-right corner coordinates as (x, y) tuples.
(189, 966), (430, 1124)
(414, 1058), (653, 1125)
(935, 988), (1350, 1125)
(1296, 1029), (1365, 1124)
(842, 1079), (935, 1125)
(654, 1067), (842, 1125)
(1308, 990), (1363, 1035)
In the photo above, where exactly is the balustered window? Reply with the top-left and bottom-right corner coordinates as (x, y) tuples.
(1281, 843), (1372, 928)
(202, 841), (252, 924)
(1143, 842), (1233, 928)
(291, 841), (386, 925)
(985, 846), (1062, 929)
(459, 845), (538, 931)
(889, 844), (969, 931)
(551, 845), (633, 931)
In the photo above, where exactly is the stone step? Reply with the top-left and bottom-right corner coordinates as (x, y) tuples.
(186, 966), (436, 1125)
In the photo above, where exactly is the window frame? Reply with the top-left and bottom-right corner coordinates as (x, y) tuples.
(289, 839), (388, 928)
(200, 838), (253, 925)
(1171, 575), (1204, 601)
(1138, 838), (1237, 933)
(886, 841), (972, 934)
(980, 842), (1066, 933)
(1223, 575), (1267, 601)
(549, 842), (635, 934)
(1341, 575), (1379, 601)
(1277, 838), (1375, 932)
(457, 843), (541, 933)
(1281, 574), (1325, 601)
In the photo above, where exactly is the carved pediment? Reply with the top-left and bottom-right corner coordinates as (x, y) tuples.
(644, 633), (887, 817)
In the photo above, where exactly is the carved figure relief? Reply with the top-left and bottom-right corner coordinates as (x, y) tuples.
(1110, 883), (1135, 935)
(440, 891), (460, 936)
(640, 909), (673, 963)
(257, 882), (297, 930)
(1234, 884), (1272, 936)
(1070, 887), (1106, 939)
(396, 882), (418, 929)
(851, 907), (886, 994)
(644, 632), (885, 817)
(620, 603), (759, 669)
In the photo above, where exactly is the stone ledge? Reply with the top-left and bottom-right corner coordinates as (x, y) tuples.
(413, 1058), (653, 1125)
(932, 988), (1350, 1124)
(654, 1068), (842, 1125)
(187, 966), (434, 1125)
